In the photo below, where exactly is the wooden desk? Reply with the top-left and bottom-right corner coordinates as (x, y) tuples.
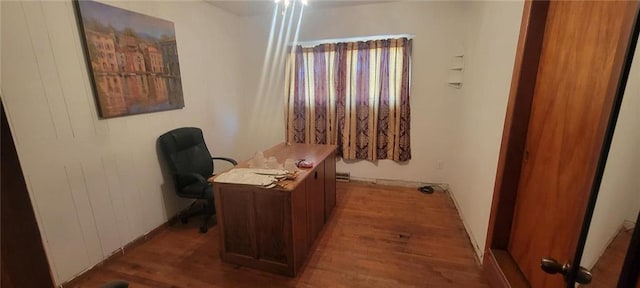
(212, 143), (336, 276)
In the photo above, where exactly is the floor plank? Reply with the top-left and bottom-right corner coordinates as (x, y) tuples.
(586, 226), (634, 288)
(67, 182), (489, 287)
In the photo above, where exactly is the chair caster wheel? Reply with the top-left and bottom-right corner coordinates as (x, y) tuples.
(200, 226), (208, 233)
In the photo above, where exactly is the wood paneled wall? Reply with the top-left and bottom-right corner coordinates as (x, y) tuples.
(1, 0), (245, 284)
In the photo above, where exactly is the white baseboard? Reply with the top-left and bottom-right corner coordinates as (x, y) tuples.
(349, 176), (448, 190)
(447, 188), (484, 264)
(585, 222), (630, 270)
(623, 219), (636, 230)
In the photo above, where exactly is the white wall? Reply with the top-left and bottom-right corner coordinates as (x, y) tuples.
(304, 2), (469, 184)
(582, 45), (640, 269)
(0, 0), (2, 91)
(1, 0), (244, 284)
(241, 1), (524, 262)
(233, 4), (290, 160)
(0, 1), (528, 283)
(633, 175), (640, 223)
(240, 1), (468, 183)
(627, 45), (640, 222)
(444, 1), (524, 259)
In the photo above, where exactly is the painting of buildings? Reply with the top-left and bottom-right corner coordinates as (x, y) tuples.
(76, 0), (184, 118)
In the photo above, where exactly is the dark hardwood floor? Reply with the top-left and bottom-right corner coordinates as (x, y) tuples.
(67, 182), (489, 287)
(587, 226), (634, 288)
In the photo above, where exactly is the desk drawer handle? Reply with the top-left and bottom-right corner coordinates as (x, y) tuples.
(314, 171), (318, 179)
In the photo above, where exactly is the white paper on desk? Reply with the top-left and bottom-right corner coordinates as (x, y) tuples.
(213, 168), (282, 186)
(231, 168), (288, 176)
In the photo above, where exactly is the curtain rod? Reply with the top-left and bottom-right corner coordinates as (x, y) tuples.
(294, 34), (414, 48)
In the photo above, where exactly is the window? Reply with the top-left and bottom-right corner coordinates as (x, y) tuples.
(285, 37), (412, 161)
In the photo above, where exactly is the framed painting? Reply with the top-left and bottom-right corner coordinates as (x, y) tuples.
(75, 0), (184, 118)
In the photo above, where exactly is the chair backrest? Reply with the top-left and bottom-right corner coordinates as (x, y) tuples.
(158, 127), (214, 188)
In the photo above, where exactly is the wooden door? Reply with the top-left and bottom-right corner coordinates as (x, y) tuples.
(254, 191), (291, 265)
(306, 161), (325, 249)
(324, 152), (336, 221)
(1, 102), (55, 287)
(509, 2), (639, 286)
(484, 1), (640, 287)
(619, 211), (640, 287)
(220, 187), (256, 257)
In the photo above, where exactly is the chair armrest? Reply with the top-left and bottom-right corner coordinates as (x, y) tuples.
(211, 157), (238, 166)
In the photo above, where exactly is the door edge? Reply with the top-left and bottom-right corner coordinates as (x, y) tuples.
(483, 0), (549, 252)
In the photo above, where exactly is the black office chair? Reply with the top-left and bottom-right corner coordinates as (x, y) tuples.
(158, 127), (237, 233)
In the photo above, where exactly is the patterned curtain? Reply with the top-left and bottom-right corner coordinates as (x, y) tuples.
(285, 38), (411, 161)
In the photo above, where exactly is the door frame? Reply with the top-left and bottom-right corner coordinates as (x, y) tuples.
(483, 1), (548, 285)
(483, 1), (640, 287)
(1, 100), (56, 287)
(569, 6), (640, 285)
(619, 211), (640, 287)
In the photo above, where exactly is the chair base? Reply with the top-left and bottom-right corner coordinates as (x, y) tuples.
(179, 200), (216, 233)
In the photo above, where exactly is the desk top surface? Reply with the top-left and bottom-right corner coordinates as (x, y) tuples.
(210, 143), (336, 191)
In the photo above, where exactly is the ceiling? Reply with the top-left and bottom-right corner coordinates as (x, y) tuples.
(205, 0), (390, 17)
